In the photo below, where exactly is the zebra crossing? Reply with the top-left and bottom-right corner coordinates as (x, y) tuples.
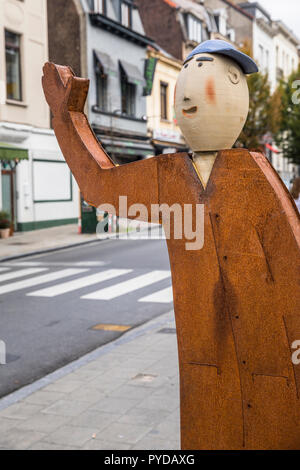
(28, 269), (132, 298)
(0, 263), (173, 304)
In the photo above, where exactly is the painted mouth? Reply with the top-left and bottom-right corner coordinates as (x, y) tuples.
(182, 106), (198, 116)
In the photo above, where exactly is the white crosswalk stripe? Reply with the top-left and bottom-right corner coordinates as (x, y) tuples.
(0, 268), (48, 283)
(3, 262), (44, 267)
(0, 265), (174, 304)
(27, 269), (132, 298)
(0, 268), (88, 296)
(138, 286), (173, 304)
(81, 270), (171, 301)
(3, 261), (106, 268)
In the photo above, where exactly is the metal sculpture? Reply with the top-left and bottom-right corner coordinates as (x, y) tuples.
(42, 39), (300, 450)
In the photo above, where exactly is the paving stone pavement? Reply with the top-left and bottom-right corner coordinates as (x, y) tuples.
(0, 311), (180, 450)
(0, 224), (97, 260)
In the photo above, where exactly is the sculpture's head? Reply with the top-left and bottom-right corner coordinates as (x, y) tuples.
(174, 40), (258, 152)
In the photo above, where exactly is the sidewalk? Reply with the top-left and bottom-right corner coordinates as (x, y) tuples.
(0, 223), (161, 262)
(0, 225), (99, 261)
(0, 311), (180, 450)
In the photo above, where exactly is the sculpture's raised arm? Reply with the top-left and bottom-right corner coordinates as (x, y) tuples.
(42, 63), (159, 221)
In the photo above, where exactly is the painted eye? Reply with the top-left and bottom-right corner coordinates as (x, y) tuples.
(198, 63), (203, 67)
(184, 64), (189, 69)
(228, 66), (240, 84)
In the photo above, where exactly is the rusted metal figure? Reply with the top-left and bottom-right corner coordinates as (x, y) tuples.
(42, 60), (300, 450)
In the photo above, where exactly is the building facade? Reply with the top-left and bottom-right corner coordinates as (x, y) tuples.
(146, 47), (187, 155)
(236, 1), (300, 185)
(204, 0), (253, 46)
(136, 0), (218, 62)
(0, 0), (79, 232)
(48, 0), (155, 165)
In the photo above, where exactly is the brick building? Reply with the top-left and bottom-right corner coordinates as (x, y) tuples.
(0, 0), (79, 232)
(48, 0), (155, 164)
(136, 0), (217, 61)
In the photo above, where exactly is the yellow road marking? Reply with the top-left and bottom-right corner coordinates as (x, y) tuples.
(92, 324), (131, 332)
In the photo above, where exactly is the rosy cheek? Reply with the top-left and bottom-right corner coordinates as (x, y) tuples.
(205, 77), (216, 105)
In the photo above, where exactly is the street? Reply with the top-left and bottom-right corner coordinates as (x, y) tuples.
(0, 237), (172, 398)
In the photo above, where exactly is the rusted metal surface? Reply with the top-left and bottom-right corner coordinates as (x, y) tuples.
(42, 63), (300, 450)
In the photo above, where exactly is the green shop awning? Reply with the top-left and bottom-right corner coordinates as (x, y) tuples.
(0, 143), (28, 161)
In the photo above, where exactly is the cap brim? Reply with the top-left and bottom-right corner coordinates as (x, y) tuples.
(186, 45), (258, 75)
(214, 49), (259, 74)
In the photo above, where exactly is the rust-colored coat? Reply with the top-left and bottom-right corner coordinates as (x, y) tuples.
(42, 63), (300, 450)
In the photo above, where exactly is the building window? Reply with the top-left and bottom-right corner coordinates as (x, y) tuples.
(265, 49), (269, 72)
(214, 10), (227, 36)
(91, 0), (106, 14)
(227, 28), (235, 43)
(96, 70), (108, 112)
(5, 30), (22, 101)
(286, 54), (290, 76)
(292, 57), (295, 72)
(121, 1), (132, 28)
(276, 46), (279, 67)
(259, 44), (264, 68)
(188, 15), (202, 43)
(214, 14), (219, 30)
(160, 82), (168, 120)
(121, 71), (135, 117)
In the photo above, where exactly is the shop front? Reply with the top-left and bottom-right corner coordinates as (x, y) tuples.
(0, 144), (28, 233)
(94, 131), (154, 163)
(152, 128), (188, 156)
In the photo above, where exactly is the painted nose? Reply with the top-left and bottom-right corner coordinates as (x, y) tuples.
(183, 96), (190, 102)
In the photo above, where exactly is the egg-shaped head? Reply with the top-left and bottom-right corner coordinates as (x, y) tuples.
(174, 40), (258, 152)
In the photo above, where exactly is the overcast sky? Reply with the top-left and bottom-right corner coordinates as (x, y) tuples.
(256, 0), (300, 38)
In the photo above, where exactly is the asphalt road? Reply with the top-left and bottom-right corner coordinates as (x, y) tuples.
(0, 236), (172, 398)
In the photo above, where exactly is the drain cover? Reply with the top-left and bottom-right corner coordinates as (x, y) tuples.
(8, 242), (29, 246)
(132, 373), (157, 383)
(46, 321), (61, 328)
(158, 328), (176, 334)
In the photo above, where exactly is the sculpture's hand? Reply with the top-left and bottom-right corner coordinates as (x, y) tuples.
(42, 62), (89, 116)
(41, 61), (159, 216)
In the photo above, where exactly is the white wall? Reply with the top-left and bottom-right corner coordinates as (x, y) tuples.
(252, 21), (276, 91)
(274, 32), (299, 81)
(17, 128), (79, 226)
(0, 123), (79, 228)
(0, 0), (49, 128)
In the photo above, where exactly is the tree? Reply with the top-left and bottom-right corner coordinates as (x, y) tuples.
(275, 67), (300, 165)
(237, 72), (272, 149)
(235, 42), (274, 149)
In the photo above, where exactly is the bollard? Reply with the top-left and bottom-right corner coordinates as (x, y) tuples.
(0, 340), (6, 365)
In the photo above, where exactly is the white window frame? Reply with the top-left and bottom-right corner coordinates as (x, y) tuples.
(259, 44), (264, 68)
(92, 0), (105, 14)
(121, 2), (130, 28)
(188, 15), (202, 43)
(265, 49), (269, 73)
(227, 28), (235, 43)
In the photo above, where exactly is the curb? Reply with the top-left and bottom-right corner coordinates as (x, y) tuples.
(0, 310), (174, 412)
(0, 226), (161, 263)
(0, 237), (110, 263)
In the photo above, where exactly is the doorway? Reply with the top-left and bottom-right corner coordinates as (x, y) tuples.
(1, 169), (16, 232)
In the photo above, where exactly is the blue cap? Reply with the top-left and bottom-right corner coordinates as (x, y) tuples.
(185, 39), (258, 74)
